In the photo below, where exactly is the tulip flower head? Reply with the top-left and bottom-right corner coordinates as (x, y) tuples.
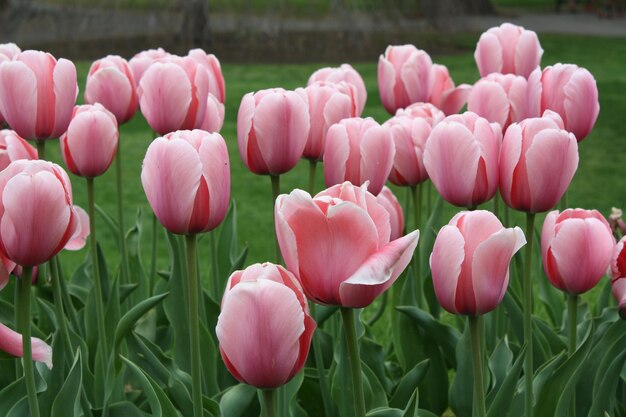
(0, 129), (38, 170)
(199, 94), (225, 133)
(428, 64), (472, 115)
(128, 47), (171, 83)
(395, 102), (446, 124)
(611, 236), (626, 318)
(275, 181), (419, 308)
(141, 129), (230, 235)
(431, 210), (526, 315)
(384, 114), (433, 187)
(376, 186), (404, 241)
(187, 48), (226, 104)
(308, 63), (367, 116)
(216, 263), (316, 389)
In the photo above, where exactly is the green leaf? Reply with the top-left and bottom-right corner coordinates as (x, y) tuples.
(366, 408), (403, 417)
(361, 337), (391, 393)
(487, 337), (513, 396)
(486, 346), (525, 417)
(108, 401), (150, 417)
(219, 383), (259, 417)
(95, 204), (120, 244)
(114, 292), (169, 350)
(363, 361), (388, 409)
(588, 348), (626, 417)
(121, 356), (180, 417)
(389, 359), (430, 410)
(51, 350), (83, 417)
(450, 321), (473, 417)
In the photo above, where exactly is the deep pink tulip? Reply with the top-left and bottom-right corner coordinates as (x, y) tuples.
(323, 117), (394, 196)
(0, 160), (78, 266)
(423, 112), (501, 208)
(302, 81), (355, 161)
(474, 22), (543, 78)
(428, 64), (472, 115)
(128, 47), (170, 83)
(610, 236), (626, 318)
(84, 55), (138, 124)
(138, 56), (209, 135)
(0, 322), (52, 369)
(542, 209), (615, 295)
(187, 48), (226, 103)
(384, 115), (433, 187)
(199, 94), (225, 133)
(378, 45), (433, 114)
(308, 64), (367, 116)
(541, 63), (599, 141)
(395, 102), (446, 124)
(0, 50), (77, 140)
(237, 88), (309, 175)
(216, 262), (315, 389)
(60, 104), (119, 178)
(141, 129), (230, 235)
(275, 182), (419, 308)
(499, 111), (578, 213)
(468, 69), (541, 130)
(377, 186), (404, 240)
(431, 210), (526, 315)
(0, 129), (38, 170)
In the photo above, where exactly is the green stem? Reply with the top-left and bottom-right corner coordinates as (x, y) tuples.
(340, 308), (366, 417)
(311, 304), (334, 417)
(115, 143), (130, 286)
(36, 140), (46, 160)
(149, 213), (158, 294)
(50, 256), (73, 362)
(523, 212), (536, 417)
(270, 175), (281, 264)
(308, 159), (317, 195)
(410, 185), (422, 306)
(261, 389), (277, 417)
(210, 231), (220, 301)
(18, 266), (41, 417)
(469, 315), (487, 417)
(560, 189), (569, 212)
(568, 294), (578, 417)
(185, 234), (203, 417)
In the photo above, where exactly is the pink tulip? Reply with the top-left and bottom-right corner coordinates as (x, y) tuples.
(216, 262), (315, 389)
(237, 88), (309, 175)
(0, 50), (77, 140)
(138, 56), (209, 135)
(395, 102), (446, 124)
(187, 48), (226, 103)
(542, 209), (615, 294)
(610, 236), (626, 318)
(378, 45), (433, 114)
(431, 210), (526, 315)
(541, 63), (599, 141)
(0, 129), (38, 170)
(0, 43), (20, 61)
(384, 114), (432, 187)
(308, 64), (367, 116)
(0, 322), (52, 369)
(60, 104), (119, 178)
(474, 23), (543, 78)
(468, 69), (541, 130)
(302, 81), (355, 161)
(0, 160), (78, 266)
(141, 129), (230, 235)
(423, 112), (501, 208)
(499, 111), (578, 213)
(323, 117), (394, 196)
(84, 55), (138, 124)
(199, 94), (225, 133)
(128, 47), (170, 83)
(377, 186), (404, 240)
(429, 64), (472, 115)
(275, 182), (419, 308)
(64, 205), (90, 251)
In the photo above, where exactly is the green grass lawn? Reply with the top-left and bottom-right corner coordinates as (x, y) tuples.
(46, 34), (626, 291)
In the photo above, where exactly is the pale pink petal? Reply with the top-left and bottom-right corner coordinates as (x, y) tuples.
(401, 51), (432, 105)
(323, 123), (350, 188)
(64, 205), (90, 251)
(359, 125), (394, 195)
(51, 58), (78, 138)
(0, 322), (52, 369)
(541, 210), (559, 270)
(376, 186), (404, 241)
(515, 30), (543, 78)
(198, 132), (230, 231)
(563, 69), (599, 141)
(378, 56), (397, 114)
(430, 225), (465, 314)
(199, 94), (225, 133)
(440, 84), (471, 115)
(0, 61), (37, 139)
(84, 67), (134, 123)
(468, 81), (509, 129)
(475, 33), (503, 77)
(236, 93), (258, 171)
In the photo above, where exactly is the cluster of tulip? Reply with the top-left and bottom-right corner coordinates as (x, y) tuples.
(0, 20), (623, 417)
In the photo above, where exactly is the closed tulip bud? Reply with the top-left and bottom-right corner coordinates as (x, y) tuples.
(60, 104), (119, 178)
(431, 210), (526, 315)
(499, 111), (578, 213)
(542, 209), (615, 295)
(610, 236), (626, 318)
(84, 55), (138, 124)
(429, 64), (472, 115)
(395, 102), (446, 124)
(0, 129), (38, 170)
(377, 186), (404, 240)
(216, 263), (316, 389)
(384, 115), (433, 187)
(128, 47), (170, 83)
(275, 182), (419, 308)
(0, 160), (79, 266)
(378, 45), (433, 114)
(302, 81), (355, 161)
(541, 63), (599, 141)
(199, 94), (225, 133)
(308, 63), (367, 116)
(474, 23), (543, 78)
(187, 48), (226, 103)
(0, 50), (77, 140)
(141, 129), (230, 235)
(0, 322), (52, 369)
(237, 88), (309, 175)
(468, 69), (541, 130)
(138, 56), (209, 135)
(424, 112), (501, 208)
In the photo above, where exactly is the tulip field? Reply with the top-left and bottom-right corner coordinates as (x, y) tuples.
(0, 25), (625, 417)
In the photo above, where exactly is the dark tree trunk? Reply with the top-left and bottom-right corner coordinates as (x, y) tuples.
(421, 0), (494, 30)
(182, 0), (211, 49)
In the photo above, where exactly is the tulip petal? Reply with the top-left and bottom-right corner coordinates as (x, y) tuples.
(468, 81), (509, 129)
(475, 33), (502, 77)
(515, 30), (542, 78)
(0, 61), (37, 139)
(323, 124), (350, 188)
(85, 67), (133, 122)
(431, 225), (465, 314)
(440, 84), (471, 116)
(64, 206), (90, 251)
(563, 69), (599, 141)
(359, 125), (394, 195)
(51, 58), (78, 138)
(198, 133), (230, 231)
(0, 322), (52, 369)
(378, 56), (397, 114)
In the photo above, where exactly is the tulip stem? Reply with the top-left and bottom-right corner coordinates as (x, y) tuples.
(36, 140), (46, 160)
(311, 304), (335, 417)
(568, 293), (578, 417)
(185, 233), (203, 417)
(270, 175), (281, 264)
(410, 184), (423, 306)
(210, 231), (220, 300)
(308, 160), (317, 195)
(18, 266), (41, 417)
(469, 315), (487, 417)
(261, 389), (277, 417)
(523, 212), (536, 417)
(115, 142), (130, 286)
(150, 213), (158, 293)
(50, 256), (73, 362)
(340, 308), (366, 417)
